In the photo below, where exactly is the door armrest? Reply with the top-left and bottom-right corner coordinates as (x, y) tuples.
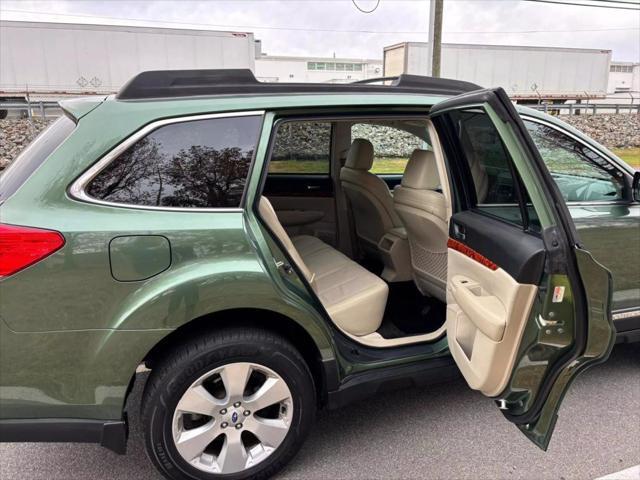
(450, 275), (506, 342)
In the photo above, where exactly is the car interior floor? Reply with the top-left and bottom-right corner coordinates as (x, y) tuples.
(377, 281), (446, 339)
(357, 254), (384, 277)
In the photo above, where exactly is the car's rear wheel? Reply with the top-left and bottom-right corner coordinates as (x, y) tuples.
(142, 328), (316, 480)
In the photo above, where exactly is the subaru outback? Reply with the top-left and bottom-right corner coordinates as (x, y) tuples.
(0, 70), (638, 480)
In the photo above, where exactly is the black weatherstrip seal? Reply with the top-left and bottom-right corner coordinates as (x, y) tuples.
(490, 88), (591, 426)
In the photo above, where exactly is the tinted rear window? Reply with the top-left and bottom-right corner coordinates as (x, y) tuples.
(0, 116), (76, 203)
(86, 115), (262, 209)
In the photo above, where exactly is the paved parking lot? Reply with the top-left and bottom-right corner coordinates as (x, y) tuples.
(1, 342), (638, 480)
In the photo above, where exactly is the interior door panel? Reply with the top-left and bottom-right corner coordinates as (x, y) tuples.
(263, 174), (333, 198)
(450, 211), (546, 284)
(447, 212), (542, 396)
(274, 209), (325, 227)
(263, 174), (337, 246)
(447, 246), (538, 396)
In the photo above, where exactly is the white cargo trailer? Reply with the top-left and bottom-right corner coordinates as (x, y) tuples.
(0, 20), (257, 102)
(384, 42), (611, 101)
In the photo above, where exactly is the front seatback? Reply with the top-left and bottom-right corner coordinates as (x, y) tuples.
(258, 196), (316, 289)
(339, 139), (402, 257)
(393, 149), (448, 301)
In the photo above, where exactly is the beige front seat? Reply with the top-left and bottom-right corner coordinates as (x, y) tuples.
(340, 139), (403, 258)
(258, 197), (388, 336)
(393, 149), (448, 301)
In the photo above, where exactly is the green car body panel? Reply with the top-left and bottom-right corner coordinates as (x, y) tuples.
(0, 83), (630, 454)
(519, 107), (640, 313)
(0, 93), (448, 420)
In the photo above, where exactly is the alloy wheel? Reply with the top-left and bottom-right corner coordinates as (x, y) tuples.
(171, 362), (294, 475)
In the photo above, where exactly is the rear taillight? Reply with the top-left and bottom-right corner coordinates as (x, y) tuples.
(0, 224), (65, 278)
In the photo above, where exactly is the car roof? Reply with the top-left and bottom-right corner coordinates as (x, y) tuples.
(115, 69), (482, 101)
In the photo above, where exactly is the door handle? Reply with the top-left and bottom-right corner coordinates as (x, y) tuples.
(306, 185), (321, 191)
(453, 223), (466, 241)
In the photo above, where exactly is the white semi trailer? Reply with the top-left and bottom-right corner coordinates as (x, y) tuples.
(383, 42), (611, 101)
(0, 20), (258, 116)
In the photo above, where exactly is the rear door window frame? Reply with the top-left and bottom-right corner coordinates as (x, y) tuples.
(434, 106), (537, 233)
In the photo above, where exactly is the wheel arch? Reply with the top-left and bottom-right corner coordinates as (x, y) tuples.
(136, 307), (337, 408)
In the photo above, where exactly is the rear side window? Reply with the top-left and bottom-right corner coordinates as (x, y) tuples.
(86, 115), (262, 208)
(0, 116), (76, 203)
(350, 123), (431, 175)
(268, 121), (331, 174)
(447, 109), (527, 227)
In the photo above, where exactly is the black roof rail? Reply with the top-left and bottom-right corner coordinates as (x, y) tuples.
(116, 69), (481, 100)
(351, 76), (399, 84)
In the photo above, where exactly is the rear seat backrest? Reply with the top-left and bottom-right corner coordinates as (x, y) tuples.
(340, 138), (403, 257)
(393, 149), (448, 301)
(258, 197), (316, 287)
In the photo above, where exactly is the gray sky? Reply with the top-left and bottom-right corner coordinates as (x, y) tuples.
(1, 0), (639, 61)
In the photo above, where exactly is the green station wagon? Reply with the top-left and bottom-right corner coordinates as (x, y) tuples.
(0, 70), (638, 480)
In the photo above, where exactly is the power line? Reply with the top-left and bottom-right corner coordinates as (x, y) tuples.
(459, 26), (637, 33)
(580, 0), (640, 4)
(1, 8), (416, 34)
(1, 8), (637, 35)
(523, 0), (640, 10)
(351, 0), (381, 14)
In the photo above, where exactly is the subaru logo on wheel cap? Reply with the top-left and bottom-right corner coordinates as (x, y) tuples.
(231, 412), (238, 423)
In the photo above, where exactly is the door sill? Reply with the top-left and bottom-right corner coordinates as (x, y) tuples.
(345, 324), (447, 348)
(327, 355), (460, 409)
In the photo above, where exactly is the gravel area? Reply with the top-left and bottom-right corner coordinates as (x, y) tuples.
(0, 118), (54, 171)
(558, 114), (640, 148)
(1, 113), (638, 173)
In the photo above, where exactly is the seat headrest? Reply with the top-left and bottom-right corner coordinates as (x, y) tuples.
(401, 149), (440, 190)
(345, 138), (374, 170)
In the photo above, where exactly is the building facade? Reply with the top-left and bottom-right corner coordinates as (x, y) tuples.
(255, 55), (382, 83)
(608, 62), (640, 95)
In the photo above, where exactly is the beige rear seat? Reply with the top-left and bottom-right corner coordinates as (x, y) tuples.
(259, 197), (388, 336)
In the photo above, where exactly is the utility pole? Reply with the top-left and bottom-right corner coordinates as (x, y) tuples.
(426, 0), (443, 77)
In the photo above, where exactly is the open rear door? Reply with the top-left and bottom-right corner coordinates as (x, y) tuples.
(429, 88), (615, 450)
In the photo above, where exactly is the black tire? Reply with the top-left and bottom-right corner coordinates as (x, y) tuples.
(141, 328), (316, 480)
(0, 109), (7, 120)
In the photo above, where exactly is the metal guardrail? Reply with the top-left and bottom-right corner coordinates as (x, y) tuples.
(527, 103), (640, 115)
(1, 100), (639, 117)
(0, 101), (61, 118)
